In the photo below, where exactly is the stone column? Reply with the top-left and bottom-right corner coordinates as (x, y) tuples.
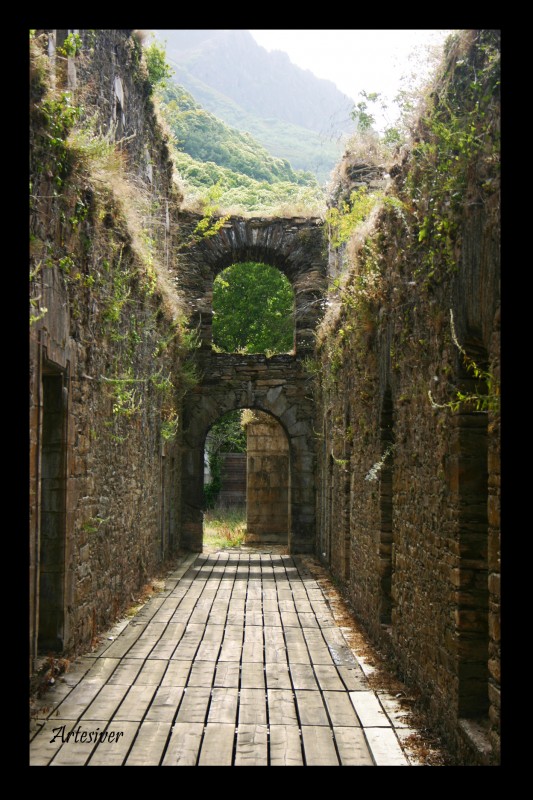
(246, 412), (289, 544)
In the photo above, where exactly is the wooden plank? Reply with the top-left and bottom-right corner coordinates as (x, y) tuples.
(295, 690), (330, 726)
(187, 660), (216, 687)
(149, 623), (186, 658)
(238, 688), (267, 725)
(267, 689), (299, 725)
(87, 721), (139, 766)
(198, 724), (235, 766)
(323, 690), (361, 726)
(263, 611), (282, 627)
(297, 612), (319, 628)
(125, 720), (172, 766)
(160, 661), (190, 687)
(52, 678), (111, 720)
(145, 686), (184, 722)
(48, 727), (98, 766)
(107, 659), (143, 686)
(314, 665), (346, 691)
(175, 686), (211, 723)
(214, 662), (240, 688)
(134, 659), (168, 685)
(160, 722), (204, 766)
(289, 664), (318, 690)
(364, 727), (410, 766)
(333, 726), (374, 766)
(321, 628), (358, 665)
(242, 640), (264, 663)
(285, 642), (311, 665)
(280, 611), (301, 627)
(235, 724), (268, 766)
(376, 692), (412, 727)
(81, 657), (121, 680)
(265, 663), (292, 689)
(337, 665), (368, 690)
(194, 639), (222, 661)
(244, 624), (264, 642)
(306, 644), (335, 666)
(113, 685), (157, 722)
(101, 627), (145, 659)
(301, 726), (339, 766)
(29, 719), (77, 765)
(208, 687), (239, 724)
(240, 662), (265, 689)
(245, 612), (263, 626)
(219, 637), (243, 662)
(269, 725), (304, 766)
(80, 684), (130, 721)
(349, 691), (389, 727)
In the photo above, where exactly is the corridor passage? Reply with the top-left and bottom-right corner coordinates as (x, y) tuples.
(30, 551), (415, 766)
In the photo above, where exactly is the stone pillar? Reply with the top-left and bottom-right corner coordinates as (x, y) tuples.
(246, 412), (289, 544)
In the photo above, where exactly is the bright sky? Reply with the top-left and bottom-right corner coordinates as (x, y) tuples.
(249, 29), (454, 131)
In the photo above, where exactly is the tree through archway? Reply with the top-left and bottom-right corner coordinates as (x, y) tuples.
(212, 261), (295, 355)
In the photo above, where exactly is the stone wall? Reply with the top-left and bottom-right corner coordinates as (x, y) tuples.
(29, 30), (187, 669)
(314, 31), (500, 764)
(246, 412), (290, 544)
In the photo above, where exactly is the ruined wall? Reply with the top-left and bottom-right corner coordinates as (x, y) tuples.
(246, 412), (290, 543)
(30, 31), (188, 668)
(315, 30), (500, 764)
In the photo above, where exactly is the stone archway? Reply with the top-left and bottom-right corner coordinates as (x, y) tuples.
(181, 353), (316, 553)
(176, 214), (327, 555)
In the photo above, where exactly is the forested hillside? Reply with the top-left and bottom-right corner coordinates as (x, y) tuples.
(156, 82), (325, 216)
(155, 29), (352, 182)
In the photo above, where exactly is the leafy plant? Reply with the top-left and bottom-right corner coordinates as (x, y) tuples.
(428, 310), (499, 413)
(212, 261), (294, 355)
(326, 186), (382, 250)
(57, 32), (82, 58)
(144, 38), (174, 89)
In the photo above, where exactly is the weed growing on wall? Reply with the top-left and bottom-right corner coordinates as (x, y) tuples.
(428, 310), (499, 413)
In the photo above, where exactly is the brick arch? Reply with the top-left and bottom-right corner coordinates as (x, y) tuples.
(176, 214), (327, 355)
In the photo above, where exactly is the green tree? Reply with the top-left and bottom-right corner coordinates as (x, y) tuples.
(144, 39), (173, 89)
(212, 262), (294, 355)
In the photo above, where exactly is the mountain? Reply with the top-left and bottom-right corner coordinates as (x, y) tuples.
(154, 29), (354, 183)
(159, 82), (314, 185)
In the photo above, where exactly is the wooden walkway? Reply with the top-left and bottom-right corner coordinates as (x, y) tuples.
(30, 551), (413, 766)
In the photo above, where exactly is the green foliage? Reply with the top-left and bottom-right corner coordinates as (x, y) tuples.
(157, 82), (325, 215)
(160, 83), (311, 186)
(57, 32), (82, 57)
(191, 182), (230, 242)
(212, 262), (294, 355)
(326, 187), (382, 249)
(204, 411), (247, 508)
(351, 91), (381, 132)
(405, 30), (500, 282)
(203, 507), (247, 548)
(144, 39), (174, 89)
(39, 92), (82, 187)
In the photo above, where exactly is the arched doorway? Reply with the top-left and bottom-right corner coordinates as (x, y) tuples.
(202, 408), (291, 550)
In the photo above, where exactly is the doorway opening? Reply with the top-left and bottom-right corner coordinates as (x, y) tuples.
(38, 370), (67, 653)
(202, 409), (290, 549)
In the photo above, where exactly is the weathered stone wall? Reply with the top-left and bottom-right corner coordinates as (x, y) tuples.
(314, 30), (500, 765)
(246, 412), (290, 543)
(30, 31), (186, 669)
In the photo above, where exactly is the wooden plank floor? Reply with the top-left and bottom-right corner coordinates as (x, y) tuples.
(30, 551), (411, 766)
